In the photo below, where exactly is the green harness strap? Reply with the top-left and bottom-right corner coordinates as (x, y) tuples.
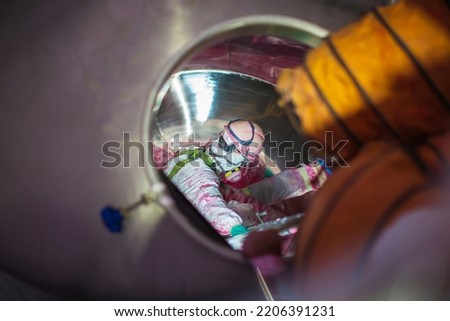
(167, 148), (216, 180)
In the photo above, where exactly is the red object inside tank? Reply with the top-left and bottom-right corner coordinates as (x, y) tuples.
(185, 35), (310, 84)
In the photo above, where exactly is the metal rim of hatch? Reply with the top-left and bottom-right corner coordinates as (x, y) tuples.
(141, 14), (329, 261)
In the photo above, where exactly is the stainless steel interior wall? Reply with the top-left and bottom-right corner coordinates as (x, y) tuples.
(0, 0), (388, 299)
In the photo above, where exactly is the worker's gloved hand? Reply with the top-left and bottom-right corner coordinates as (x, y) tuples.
(230, 224), (248, 236)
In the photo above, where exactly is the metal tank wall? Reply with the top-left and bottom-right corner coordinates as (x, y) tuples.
(0, 0), (388, 299)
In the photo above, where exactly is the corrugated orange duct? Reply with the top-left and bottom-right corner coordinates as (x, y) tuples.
(277, 0), (450, 163)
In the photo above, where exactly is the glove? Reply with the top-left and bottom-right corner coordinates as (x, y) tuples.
(230, 224), (248, 236)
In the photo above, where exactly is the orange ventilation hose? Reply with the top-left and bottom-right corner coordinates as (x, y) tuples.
(277, 0), (450, 165)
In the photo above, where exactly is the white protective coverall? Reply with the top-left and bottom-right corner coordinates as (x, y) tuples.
(164, 148), (245, 236)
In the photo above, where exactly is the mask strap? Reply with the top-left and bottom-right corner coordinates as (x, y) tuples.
(226, 119), (255, 146)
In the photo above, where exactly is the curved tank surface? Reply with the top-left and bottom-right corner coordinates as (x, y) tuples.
(0, 0), (389, 299)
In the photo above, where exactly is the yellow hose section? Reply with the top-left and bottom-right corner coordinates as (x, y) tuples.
(277, 65), (333, 137)
(379, 0), (450, 103)
(277, 0), (450, 158)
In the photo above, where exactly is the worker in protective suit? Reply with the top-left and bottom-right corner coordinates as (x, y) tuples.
(164, 119), (266, 236)
(164, 119), (329, 237)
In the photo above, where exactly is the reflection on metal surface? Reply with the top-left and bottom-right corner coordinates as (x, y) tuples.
(153, 70), (310, 172)
(172, 77), (193, 136)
